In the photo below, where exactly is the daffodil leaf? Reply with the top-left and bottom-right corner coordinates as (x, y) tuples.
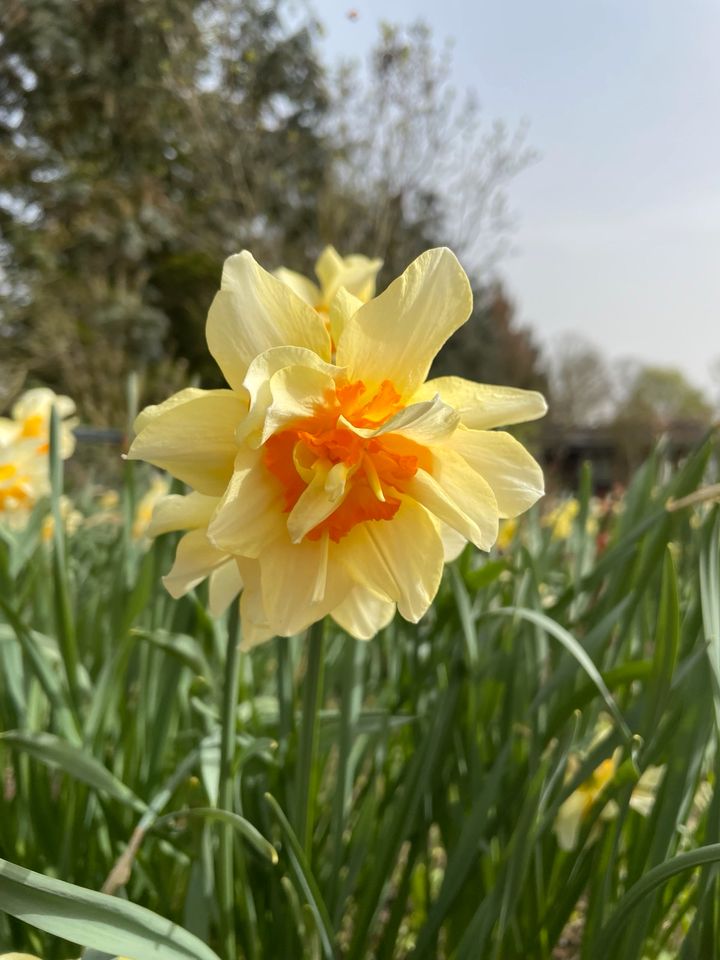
(0, 857), (222, 960)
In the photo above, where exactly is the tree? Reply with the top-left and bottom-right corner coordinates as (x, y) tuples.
(318, 21), (533, 284)
(619, 365), (713, 427)
(547, 334), (614, 427)
(0, 0), (332, 419)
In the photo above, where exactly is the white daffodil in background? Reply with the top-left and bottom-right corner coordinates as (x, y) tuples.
(554, 719), (664, 852)
(129, 247), (547, 647)
(0, 387), (76, 458)
(0, 387), (76, 525)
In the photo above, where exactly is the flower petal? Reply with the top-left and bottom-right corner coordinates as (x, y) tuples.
(133, 387), (207, 434)
(554, 791), (587, 852)
(286, 460), (350, 544)
(316, 246), (383, 305)
(273, 267), (321, 307)
(405, 449), (499, 550)
(329, 287), (362, 347)
(207, 451), (285, 558)
(163, 529), (228, 599)
(336, 247), (472, 398)
(208, 559), (244, 617)
(412, 377), (547, 429)
(439, 524), (467, 562)
(240, 348), (344, 446)
(447, 426), (545, 519)
(128, 391), (246, 495)
(340, 395), (459, 445)
(207, 251), (331, 391)
(13, 387), (75, 421)
(262, 365), (337, 443)
(341, 498), (444, 622)
(237, 559), (275, 650)
(331, 585), (396, 639)
(148, 491), (218, 537)
(259, 536), (352, 636)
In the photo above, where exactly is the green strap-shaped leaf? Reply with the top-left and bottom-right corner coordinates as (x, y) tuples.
(0, 731), (147, 814)
(0, 857), (221, 960)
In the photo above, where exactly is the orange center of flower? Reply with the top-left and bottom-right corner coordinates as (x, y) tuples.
(20, 414), (44, 439)
(0, 463), (33, 511)
(263, 379), (431, 543)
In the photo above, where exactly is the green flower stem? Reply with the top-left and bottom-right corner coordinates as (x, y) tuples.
(217, 601), (241, 960)
(296, 618), (325, 860)
(49, 406), (81, 719)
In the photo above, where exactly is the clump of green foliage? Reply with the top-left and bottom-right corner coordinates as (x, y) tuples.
(0, 421), (719, 959)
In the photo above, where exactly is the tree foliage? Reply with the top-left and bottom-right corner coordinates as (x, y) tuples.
(1, 5), (542, 421)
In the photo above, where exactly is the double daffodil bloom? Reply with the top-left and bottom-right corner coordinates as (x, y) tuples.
(0, 388), (76, 458)
(129, 247), (546, 646)
(274, 245), (383, 322)
(0, 388), (76, 522)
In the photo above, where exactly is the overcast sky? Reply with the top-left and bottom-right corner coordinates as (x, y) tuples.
(310, 0), (719, 394)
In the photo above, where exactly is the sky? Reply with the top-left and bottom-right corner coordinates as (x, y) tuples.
(309, 0), (719, 395)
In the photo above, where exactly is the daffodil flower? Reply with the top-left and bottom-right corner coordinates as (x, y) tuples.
(131, 471), (170, 541)
(0, 387), (76, 459)
(554, 744), (664, 852)
(0, 388), (77, 524)
(274, 245), (383, 324)
(129, 247), (547, 646)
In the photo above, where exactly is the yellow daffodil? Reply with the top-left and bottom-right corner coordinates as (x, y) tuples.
(41, 495), (83, 542)
(496, 517), (518, 551)
(0, 387), (76, 459)
(543, 498), (579, 540)
(0, 388), (77, 525)
(132, 471), (170, 540)
(274, 245), (383, 323)
(0, 440), (48, 520)
(129, 247), (546, 646)
(554, 727), (664, 851)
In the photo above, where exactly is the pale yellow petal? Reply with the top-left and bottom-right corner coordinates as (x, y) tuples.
(286, 460), (350, 544)
(259, 536), (352, 636)
(404, 450), (499, 551)
(440, 524), (467, 562)
(329, 287), (363, 346)
(148, 491), (219, 537)
(316, 247), (382, 305)
(341, 498), (444, 622)
(273, 266), (321, 307)
(128, 390), (246, 495)
(208, 559), (244, 617)
(163, 530), (228, 598)
(629, 765), (664, 816)
(340, 395), (459, 445)
(207, 251), (331, 391)
(261, 365), (337, 443)
(331, 585), (396, 639)
(239, 347), (345, 446)
(0, 954), (47, 959)
(237, 558), (275, 650)
(12, 387), (75, 421)
(412, 377), (548, 429)
(207, 451), (285, 558)
(0, 418), (19, 446)
(447, 426), (545, 519)
(554, 791), (587, 852)
(133, 387), (207, 434)
(336, 247), (472, 398)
